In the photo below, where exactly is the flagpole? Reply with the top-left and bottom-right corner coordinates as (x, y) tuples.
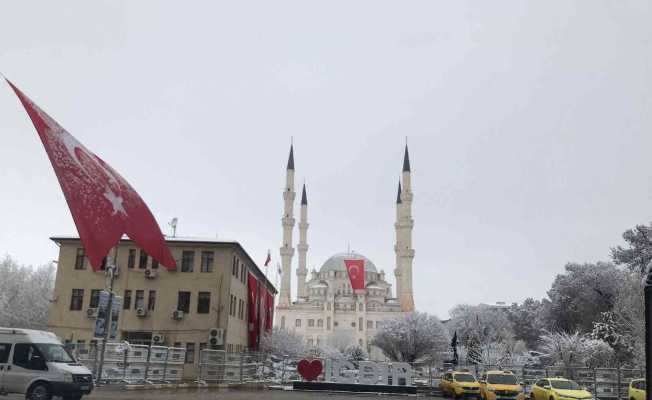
(96, 246), (118, 385)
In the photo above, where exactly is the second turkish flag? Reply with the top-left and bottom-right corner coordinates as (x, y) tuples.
(344, 259), (365, 290)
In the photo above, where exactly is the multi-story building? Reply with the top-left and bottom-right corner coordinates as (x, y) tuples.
(47, 235), (275, 375)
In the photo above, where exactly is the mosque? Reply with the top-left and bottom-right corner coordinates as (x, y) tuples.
(273, 143), (416, 358)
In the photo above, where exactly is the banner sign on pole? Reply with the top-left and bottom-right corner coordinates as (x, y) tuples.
(94, 290), (111, 338)
(109, 296), (122, 340)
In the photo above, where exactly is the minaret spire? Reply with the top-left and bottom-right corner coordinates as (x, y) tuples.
(297, 182), (309, 299)
(395, 143), (415, 311)
(396, 180), (402, 204)
(279, 143), (296, 307)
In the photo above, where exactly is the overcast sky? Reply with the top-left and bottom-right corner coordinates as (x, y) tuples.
(1, 1), (650, 318)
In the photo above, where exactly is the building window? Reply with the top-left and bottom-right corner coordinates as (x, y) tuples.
(185, 343), (195, 364)
(74, 248), (86, 270)
(123, 290), (132, 310)
(367, 320), (373, 329)
(139, 250), (148, 269)
(135, 290), (145, 310)
(359, 317), (363, 331)
(151, 259), (159, 269)
(70, 289), (84, 310)
(89, 289), (101, 308)
(351, 322), (356, 328)
(232, 256), (237, 276)
(334, 321), (339, 327)
(181, 251), (194, 272)
(317, 319), (323, 328)
(308, 319), (314, 327)
(199, 342), (207, 354)
(327, 302), (331, 311)
(235, 260), (239, 279)
(295, 319), (301, 328)
(127, 249), (136, 269)
(197, 292), (210, 314)
(148, 290), (156, 311)
(100, 257), (107, 271)
(200, 251), (214, 273)
(178, 291), (191, 313)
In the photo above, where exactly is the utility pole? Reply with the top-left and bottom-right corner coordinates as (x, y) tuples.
(96, 250), (118, 385)
(645, 261), (652, 400)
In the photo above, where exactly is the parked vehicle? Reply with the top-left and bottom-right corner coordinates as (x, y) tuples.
(0, 328), (93, 400)
(440, 370), (481, 398)
(479, 370), (525, 400)
(530, 377), (593, 400)
(629, 379), (645, 400)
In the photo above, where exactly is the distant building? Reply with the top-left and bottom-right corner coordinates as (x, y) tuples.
(274, 144), (416, 359)
(480, 301), (512, 309)
(47, 235), (275, 376)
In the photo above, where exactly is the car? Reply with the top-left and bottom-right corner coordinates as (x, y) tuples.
(479, 370), (525, 400)
(439, 370), (481, 398)
(629, 379), (646, 400)
(530, 377), (593, 400)
(0, 328), (94, 400)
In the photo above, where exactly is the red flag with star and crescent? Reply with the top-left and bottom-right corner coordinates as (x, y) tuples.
(6, 80), (176, 271)
(344, 259), (365, 290)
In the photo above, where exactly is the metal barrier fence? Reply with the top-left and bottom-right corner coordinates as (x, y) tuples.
(69, 344), (646, 396)
(72, 342), (186, 384)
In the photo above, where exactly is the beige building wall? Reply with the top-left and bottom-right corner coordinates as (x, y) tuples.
(47, 236), (275, 378)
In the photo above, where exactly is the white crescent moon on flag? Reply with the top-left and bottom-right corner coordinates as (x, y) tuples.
(349, 265), (359, 277)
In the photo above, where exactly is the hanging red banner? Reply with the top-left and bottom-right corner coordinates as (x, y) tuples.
(344, 259), (365, 289)
(247, 272), (259, 350)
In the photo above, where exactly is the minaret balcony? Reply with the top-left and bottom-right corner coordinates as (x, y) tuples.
(297, 243), (309, 251)
(283, 191), (296, 201)
(298, 222), (309, 230)
(279, 247), (295, 257)
(281, 217), (296, 227)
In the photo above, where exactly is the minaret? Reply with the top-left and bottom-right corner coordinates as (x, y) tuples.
(393, 180), (403, 300)
(279, 145), (296, 308)
(395, 144), (415, 311)
(297, 183), (309, 299)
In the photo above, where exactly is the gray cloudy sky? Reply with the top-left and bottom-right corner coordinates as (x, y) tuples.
(1, 1), (650, 318)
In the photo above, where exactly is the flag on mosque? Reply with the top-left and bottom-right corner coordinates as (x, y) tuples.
(277, 262), (282, 275)
(6, 79), (176, 270)
(264, 250), (271, 267)
(344, 258), (365, 289)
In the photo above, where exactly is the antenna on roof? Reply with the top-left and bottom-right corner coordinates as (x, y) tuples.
(168, 217), (178, 237)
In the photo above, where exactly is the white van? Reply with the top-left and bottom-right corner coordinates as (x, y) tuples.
(0, 328), (93, 400)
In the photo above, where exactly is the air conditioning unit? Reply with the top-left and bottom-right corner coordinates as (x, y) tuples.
(136, 307), (148, 317)
(152, 333), (165, 345)
(172, 310), (184, 320)
(86, 308), (98, 319)
(144, 269), (157, 279)
(208, 328), (224, 347)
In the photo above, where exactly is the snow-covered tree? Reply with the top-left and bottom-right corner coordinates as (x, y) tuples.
(539, 331), (613, 368)
(611, 223), (652, 274)
(507, 298), (549, 348)
(372, 311), (449, 362)
(591, 311), (635, 364)
(465, 334), (483, 364)
(344, 345), (367, 365)
(310, 343), (343, 360)
(0, 256), (55, 329)
(260, 327), (305, 357)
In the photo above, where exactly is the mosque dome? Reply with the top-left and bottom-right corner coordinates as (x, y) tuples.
(319, 252), (378, 274)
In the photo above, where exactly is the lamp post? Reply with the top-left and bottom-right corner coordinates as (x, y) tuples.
(95, 254), (117, 385)
(645, 262), (652, 400)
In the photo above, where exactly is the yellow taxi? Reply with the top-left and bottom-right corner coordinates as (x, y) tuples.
(439, 370), (482, 398)
(629, 379), (645, 400)
(479, 370), (525, 400)
(530, 378), (593, 400)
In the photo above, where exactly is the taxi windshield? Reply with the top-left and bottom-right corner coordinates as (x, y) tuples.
(551, 380), (581, 390)
(488, 374), (517, 385)
(455, 374), (476, 382)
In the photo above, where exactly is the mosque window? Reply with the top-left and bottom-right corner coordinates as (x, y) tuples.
(351, 322), (356, 328)
(367, 320), (373, 329)
(359, 317), (363, 331)
(333, 321), (338, 327)
(295, 319), (301, 327)
(317, 319), (323, 328)
(308, 319), (314, 327)
(327, 303), (331, 311)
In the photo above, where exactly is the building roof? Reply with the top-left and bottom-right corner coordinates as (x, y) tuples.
(319, 252), (378, 273)
(403, 144), (411, 172)
(50, 234), (277, 294)
(287, 144), (294, 170)
(301, 183), (307, 205)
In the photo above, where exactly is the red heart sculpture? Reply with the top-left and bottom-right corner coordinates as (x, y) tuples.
(297, 359), (323, 381)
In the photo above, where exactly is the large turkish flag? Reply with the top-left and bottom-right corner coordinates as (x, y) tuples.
(344, 259), (365, 290)
(7, 80), (176, 270)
